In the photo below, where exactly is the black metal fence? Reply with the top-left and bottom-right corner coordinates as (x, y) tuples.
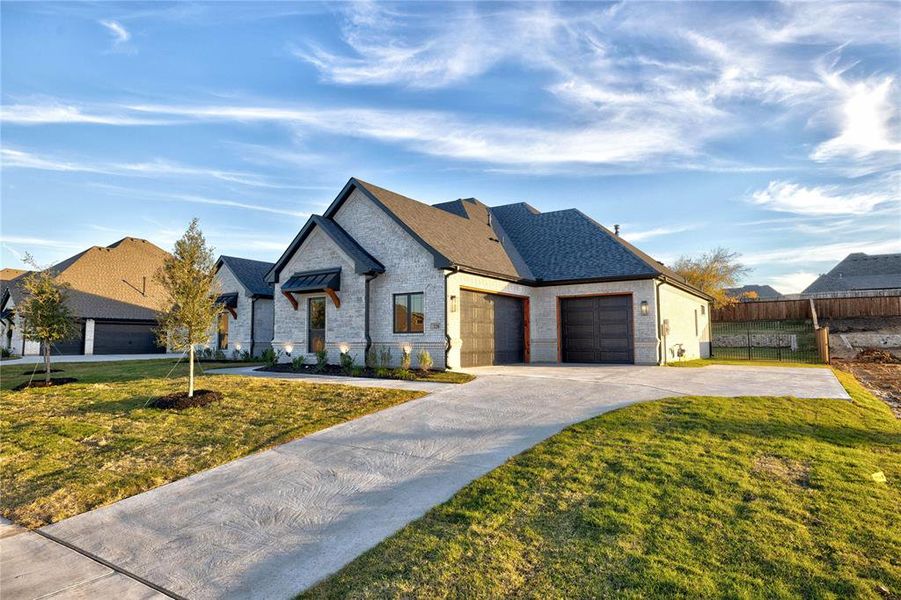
(711, 320), (819, 363)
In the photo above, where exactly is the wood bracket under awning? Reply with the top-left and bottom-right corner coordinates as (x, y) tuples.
(280, 268), (342, 310)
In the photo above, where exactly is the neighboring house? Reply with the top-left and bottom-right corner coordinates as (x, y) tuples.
(1, 238), (170, 356)
(266, 178), (712, 369)
(803, 253), (901, 295)
(725, 284), (783, 301)
(211, 256), (275, 357)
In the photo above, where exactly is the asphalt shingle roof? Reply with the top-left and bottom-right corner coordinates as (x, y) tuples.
(725, 284), (783, 300)
(217, 256), (275, 297)
(803, 253), (901, 294)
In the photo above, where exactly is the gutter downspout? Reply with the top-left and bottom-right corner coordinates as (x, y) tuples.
(444, 267), (458, 370)
(364, 273), (379, 364)
(656, 279), (666, 365)
(249, 297), (256, 357)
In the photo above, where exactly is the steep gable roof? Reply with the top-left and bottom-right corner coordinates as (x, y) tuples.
(268, 212), (385, 282)
(803, 252), (901, 294)
(216, 256), (275, 298)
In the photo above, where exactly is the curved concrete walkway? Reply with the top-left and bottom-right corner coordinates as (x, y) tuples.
(28, 364), (846, 599)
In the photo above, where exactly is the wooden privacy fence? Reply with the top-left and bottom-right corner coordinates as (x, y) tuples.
(713, 295), (901, 322)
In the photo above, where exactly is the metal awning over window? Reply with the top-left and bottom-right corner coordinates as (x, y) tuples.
(282, 268), (341, 294)
(215, 292), (239, 308)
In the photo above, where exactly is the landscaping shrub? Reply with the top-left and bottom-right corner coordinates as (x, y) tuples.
(200, 347), (213, 360)
(291, 355), (306, 371)
(401, 346), (412, 370)
(1, 347), (11, 358)
(375, 367), (391, 378)
(378, 346), (392, 370)
(214, 349), (226, 360)
(339, 351), (356, 376)
(315, 349), (328, 373)
(417, 349), (433, 373)
(261, 348), (279, 367)
(392, 367), (416, 381)
(352, 366), (364, 378)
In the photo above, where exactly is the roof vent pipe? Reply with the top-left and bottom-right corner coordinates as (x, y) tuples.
(614, 224), (620, 236)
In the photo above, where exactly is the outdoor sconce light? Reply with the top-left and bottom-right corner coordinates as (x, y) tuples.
(235, 343), (242, 351)
(449, 295), (458, 313)
(284, 344), (293, 356)
(338, 343), (350, 354)
(640, 301), (649, 316)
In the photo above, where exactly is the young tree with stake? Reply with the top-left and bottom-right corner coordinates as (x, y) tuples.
(155, 219), (220, 397)
(16, 255), (78, 384)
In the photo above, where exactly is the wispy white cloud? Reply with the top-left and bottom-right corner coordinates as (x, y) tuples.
(1, 103), (169, 125)
(766, 271), (818, 295)
(1, 147), (297, 189)
(621, 225), (699, 243)
(0, 235), (86, 249)
(99, 19), (131, 46)
(749, 180), (897, 216)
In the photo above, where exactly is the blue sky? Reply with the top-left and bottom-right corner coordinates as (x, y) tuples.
(1, 1), (899, 293)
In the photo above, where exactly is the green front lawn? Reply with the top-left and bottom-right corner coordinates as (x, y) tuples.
(0, 358), (255, 391)
(1, 363), (423, 528)
(304, 371), (900, 599)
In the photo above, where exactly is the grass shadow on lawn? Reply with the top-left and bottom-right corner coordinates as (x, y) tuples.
(302, 370), (901, 600)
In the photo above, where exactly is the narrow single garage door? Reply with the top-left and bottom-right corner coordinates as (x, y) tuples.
(560, 295), (634, 364)
(93, 321), (165, 355)
(460, 290), (525, 367)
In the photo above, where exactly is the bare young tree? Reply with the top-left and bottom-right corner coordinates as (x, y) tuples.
(672, 247), (750, 308)
(16, 254), (78, 384)
(154, 219), (220, 397)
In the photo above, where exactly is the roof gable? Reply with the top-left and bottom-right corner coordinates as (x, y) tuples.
(217, 256), (275, 297)
(803, 252), (901, 294)
(267, 211), (385, 283)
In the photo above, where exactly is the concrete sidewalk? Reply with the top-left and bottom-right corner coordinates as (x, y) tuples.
(13, 364), (848, 599)
(0, 518), (166, 599)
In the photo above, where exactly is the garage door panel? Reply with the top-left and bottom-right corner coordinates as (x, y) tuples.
(561, 295), (634, 364)
(460, 291), (524, 367)
(94, 322), (165, 355)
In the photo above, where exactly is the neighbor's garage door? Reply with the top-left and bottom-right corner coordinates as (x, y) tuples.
(460, 290), (525, 367)
(93, 321), (164, 355)
(560, 295), (634, 364)
(43, 322), (85, 355)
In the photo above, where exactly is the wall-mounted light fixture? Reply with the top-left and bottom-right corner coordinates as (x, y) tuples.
(284, 344), (293, 356)
(449, 295), (458, 313)
(235, 343), (242, 351)
(338, 343), (349, 354)
(640, 300), (649, 316)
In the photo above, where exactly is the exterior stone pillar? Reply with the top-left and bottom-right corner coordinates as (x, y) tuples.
(83, 319), (95, 355)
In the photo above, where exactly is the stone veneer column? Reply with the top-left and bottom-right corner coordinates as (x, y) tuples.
(83, 319), (95, 355)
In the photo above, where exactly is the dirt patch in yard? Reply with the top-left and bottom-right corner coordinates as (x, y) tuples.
(149, 389), (223, 410)
(13, 378), (78, 391)
(833, 356), (901, 418)
(753, 454), (810, 487)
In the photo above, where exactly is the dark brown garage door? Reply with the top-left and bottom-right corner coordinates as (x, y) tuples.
(460, 290), (525, 367)
(94, 321), (165, 355)
(560, 295), (634, 364)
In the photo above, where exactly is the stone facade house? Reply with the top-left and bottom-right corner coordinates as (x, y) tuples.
(1, 238), (170, 356)
(802, 252), (901, 296)
(267, 178), (712, 370)
(211, 256), (275, 357)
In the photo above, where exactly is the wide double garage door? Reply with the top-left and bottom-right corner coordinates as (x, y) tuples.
(460, 290), (525, 367)
(46, 321), (165, 355)
(93, 321), (165, 355)
(560, 295), (634, 364)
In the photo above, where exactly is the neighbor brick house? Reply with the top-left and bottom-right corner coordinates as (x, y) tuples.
(1, 238), (170, 355)
(266, 178), (712, 369)
(802, 252), (901, 295)
(211, 255), (275, 357)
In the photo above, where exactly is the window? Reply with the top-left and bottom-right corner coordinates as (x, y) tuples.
(308, 297), (326, 353)
(394, 292), (424, 333)
(217, 312), (229, 350)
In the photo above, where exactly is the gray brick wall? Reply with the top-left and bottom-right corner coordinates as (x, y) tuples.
(209, 264), (275, 357)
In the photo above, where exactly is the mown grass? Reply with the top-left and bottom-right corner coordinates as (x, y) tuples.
(0, 358), (255, 391)
(303, 370), (900, 599)
(1, 368), (422, 528)
(670, 358), (827, 369)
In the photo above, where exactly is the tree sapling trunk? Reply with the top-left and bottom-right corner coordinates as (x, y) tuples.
(44, 341), (51, 384)
(189, 344), (195, 398)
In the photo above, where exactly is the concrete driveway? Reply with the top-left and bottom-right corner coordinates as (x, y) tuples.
(27, 364), (846, 599)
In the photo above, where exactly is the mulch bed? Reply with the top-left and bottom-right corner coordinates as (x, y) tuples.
(13, 378), (78, 391)
(149, 389), (223, 410)
(258, 363), (425, 380)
